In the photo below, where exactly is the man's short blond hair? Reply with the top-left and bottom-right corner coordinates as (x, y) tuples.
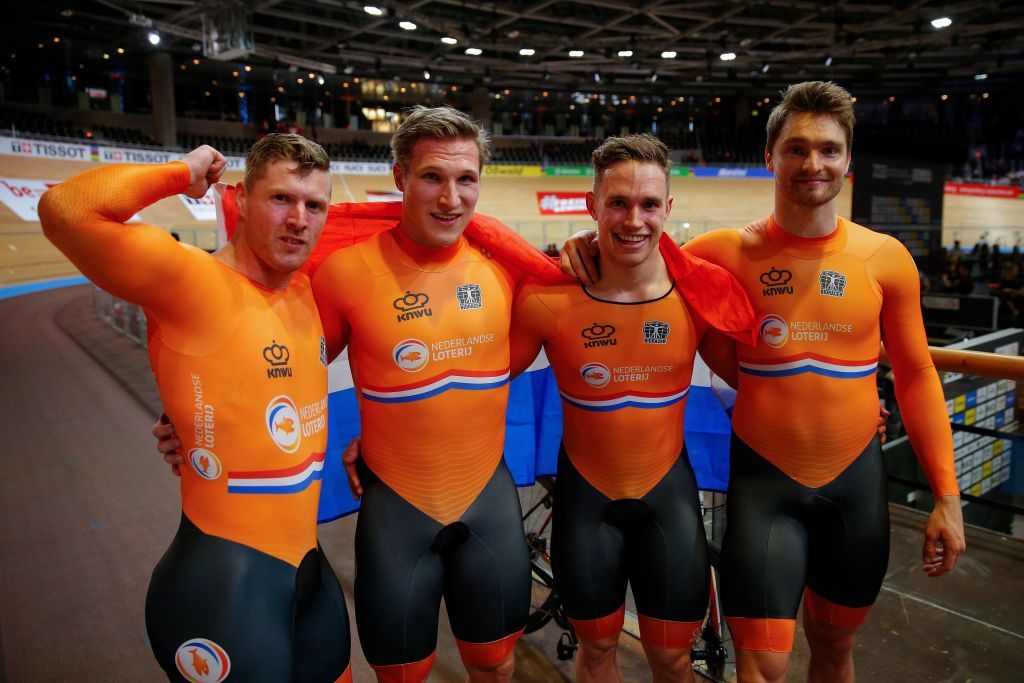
(591, 133), (671, 192)
(391, 106), (491, 170)
(765, 81), (856, 153)
(244, 133), (330, 188)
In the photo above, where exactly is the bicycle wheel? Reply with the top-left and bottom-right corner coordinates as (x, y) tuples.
(519, 477), (558, 634)
(691, 540), (735, 682)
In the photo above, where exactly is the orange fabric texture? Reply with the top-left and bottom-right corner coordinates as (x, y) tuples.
(335, 664), (353, 683)
(513, 283), (703, 499)
(725, 616), (796, 653)
(370, 652), (436, 683)
(684, 217), (957, 494)
(569, 605), (627, 640)
(313, 228), (515, 524)
(637, 615), (703, 650)
(454, 629), (524, 667)
(802, 587), (871, 629)
(40, 163), (327, 567)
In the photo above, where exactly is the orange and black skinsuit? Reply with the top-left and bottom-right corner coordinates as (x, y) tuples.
(512, 282), (712, 650)
(313, 226), (531, 681)
(685, 216), (958, 652)
(40, 163), (352, 682)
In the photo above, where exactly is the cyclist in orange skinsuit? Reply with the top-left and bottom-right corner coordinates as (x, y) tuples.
(314, 107), (530, 683)
(561, 82), (966, 683)
(40, 136), (352, 683)
(511, 135), (750, 683)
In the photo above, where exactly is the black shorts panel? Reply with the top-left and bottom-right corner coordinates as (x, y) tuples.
(550, 448), (709, 625)
(146, 514), (350, 682)
(353, 459), (530, 667)
(720, 434), (890, 621)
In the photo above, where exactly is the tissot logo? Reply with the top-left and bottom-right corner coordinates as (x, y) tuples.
(393, 291), (433, 322)
(581, 323), (617, 348)
(263, 340), (293, 379)
(759, 267), (794, 297)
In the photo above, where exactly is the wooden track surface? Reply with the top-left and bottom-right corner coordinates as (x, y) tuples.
(3, 156), (1024, 286)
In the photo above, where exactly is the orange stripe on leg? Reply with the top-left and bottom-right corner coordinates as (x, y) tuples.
(334, 663), (353, 683)
(370, 652), (436, 683)
(803, 587), (872, 629)
(456, 629), (524, 668)
(725, 617), (796, 653)
(568, 605), (626, 641)
(637, 614), (703, 650)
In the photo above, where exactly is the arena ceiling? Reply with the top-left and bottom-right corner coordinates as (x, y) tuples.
(13, 1), (1024, 97)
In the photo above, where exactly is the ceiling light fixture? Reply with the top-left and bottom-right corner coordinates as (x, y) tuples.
(617, 50), (633, 57)
(568, 50), (584, 57)
(519, 48), (535, 56)
(441, 37), (458, 45)
(363, 6), (383, 16)
(661, 51), (677, 59)
(399, 21), (417, 30)
(465, 47), (482, 56)
(720, 52), (736, 61)
(931, 17), (952, 29)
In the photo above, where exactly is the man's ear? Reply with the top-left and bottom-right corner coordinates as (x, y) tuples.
(585, 190), (598, 221)
(765, 147), (774, 172)
(393, 164), (406, 192)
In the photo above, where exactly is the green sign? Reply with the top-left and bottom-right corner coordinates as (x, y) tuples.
(546, 166), (593, 176)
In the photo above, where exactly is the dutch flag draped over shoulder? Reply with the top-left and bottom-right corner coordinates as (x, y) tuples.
(215, 186), (754, 521)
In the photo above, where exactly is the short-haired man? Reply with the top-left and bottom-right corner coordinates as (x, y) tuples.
(40, 135), (352, 681)
(512, 134), (751, 682)
(312, 106), (533, 683)
(562, 82), (965, 682)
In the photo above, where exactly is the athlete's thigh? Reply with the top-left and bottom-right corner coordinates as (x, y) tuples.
(292, 546), (352, 682)
(550, 450), (629, 620)
(444, 460), (532, 643)
(628, 453), (710, 623)
(146, 515), (295, 682)
(807, 438), (891, 608)
(720, 436), (808, 620)
(354, 462), (444, 666)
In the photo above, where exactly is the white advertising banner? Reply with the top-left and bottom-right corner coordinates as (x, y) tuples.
(0, 177), (60, 220)
(0, 136), (91, 162)
(179, 188), (218, 221)
(96, 147), (179, 164)
(330, 161), (390, 176)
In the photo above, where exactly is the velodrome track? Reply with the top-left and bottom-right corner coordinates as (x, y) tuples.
(2, 163), (1024, 681)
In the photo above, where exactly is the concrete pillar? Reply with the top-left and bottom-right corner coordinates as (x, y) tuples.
(149, 51), (177, 148)
(471, 86), (492, 131)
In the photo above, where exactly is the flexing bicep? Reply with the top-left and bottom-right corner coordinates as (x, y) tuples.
(39, 163), (195, 314)
(878, 241), (958, 496)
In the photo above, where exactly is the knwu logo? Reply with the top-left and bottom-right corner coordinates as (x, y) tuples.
(760, 267), (794, 297)
(394, 291), (432, 322)
(263, 340), (292, 379)
(581, 323), (617, 348)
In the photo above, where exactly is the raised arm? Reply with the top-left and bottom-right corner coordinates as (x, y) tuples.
(39, 146), (227, 316)
(875, 239), (965, 575)
(559, 230), (600, 285)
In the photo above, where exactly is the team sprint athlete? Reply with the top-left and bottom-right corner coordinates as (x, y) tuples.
(511, 134), (753, 683)
(560, 82), (965, 683)
(40, 136), (353, 683)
